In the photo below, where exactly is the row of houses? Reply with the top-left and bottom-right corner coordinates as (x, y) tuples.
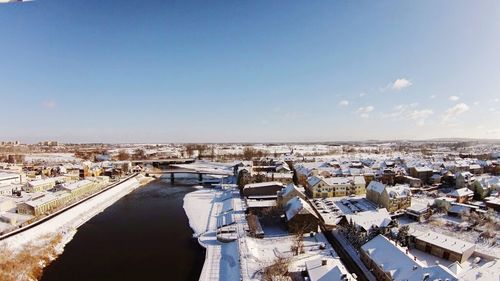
(17, 176), (110, 216)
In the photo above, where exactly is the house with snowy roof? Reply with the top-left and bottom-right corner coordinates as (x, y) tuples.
(455, 171), (475, 189)
(361, 235), (458, 281)
(242, 181), (284, 198)
(366, 181), (411, 213)
(413, 231), (475, 264)
(342, 208), (393, 235)
(284, 197), (319, 233)
(306, 175), (365, 198)
(447, 188), (474, 203)
(277, 183), (306, 208)
(305, 256), (354, 281)
(409, 166), (434, 184)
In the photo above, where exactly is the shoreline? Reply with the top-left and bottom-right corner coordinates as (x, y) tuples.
(0, 174), (154, 281)
(183, 187), (241, 281)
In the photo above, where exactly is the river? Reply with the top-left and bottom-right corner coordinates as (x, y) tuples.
(41, 179), (206, 281)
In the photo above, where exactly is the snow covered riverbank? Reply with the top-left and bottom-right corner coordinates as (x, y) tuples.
(183, 188), (215, 237)
(183, 188), (241, 281)
(0, 174), (151, 281)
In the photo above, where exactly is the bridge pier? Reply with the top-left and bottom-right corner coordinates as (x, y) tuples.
(198, 173), (202, 182)
(170, 173), (174, 184)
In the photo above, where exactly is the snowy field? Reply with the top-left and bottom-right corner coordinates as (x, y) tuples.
(25, 153), (80, 164)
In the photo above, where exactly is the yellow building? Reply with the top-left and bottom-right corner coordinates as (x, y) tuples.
(18, 193), (59, 216)
(62, 179), (97, 199)
(306, 176), (366, 198)
(25, 178), (56, 193)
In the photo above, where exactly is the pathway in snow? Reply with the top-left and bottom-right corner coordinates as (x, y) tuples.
(183, 188), (241, 281)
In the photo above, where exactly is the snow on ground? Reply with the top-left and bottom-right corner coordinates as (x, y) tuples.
(183, 188), (241, 281)
(404, 214), (500, 258)
(183, 189), (215, 237)
(25, 153), (79, 163)
(242, 231), (342, 280)
(0, 175), (142, 253)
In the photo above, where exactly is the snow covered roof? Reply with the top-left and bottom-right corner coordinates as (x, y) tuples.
(344, 208), (392, 232)
(386, 184), (411, 199)
(27, 178), (56, 187)
(0, 172), (19, 181)
(448, 188), (474, 198)
(413, 166), (433, 172)
(23, 193), (57, 207)
(361, 235), (458, 281)
(324, 177), (351, 185)
(415, 231), (475, 254)
(285, 197), (318, 221)
(243, 181), (283, 189)
(305, 257), (353, 281)
(63, 180), (93, 191)
(367, 181), (385, 194)
(479, 176), (500, 188)
(279, 183), (304, 197)
(307, 176), (323, 187)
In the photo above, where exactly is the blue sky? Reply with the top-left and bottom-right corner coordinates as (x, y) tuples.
(1, 0), (499, 143)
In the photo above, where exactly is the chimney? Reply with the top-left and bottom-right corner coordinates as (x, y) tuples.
(321, 259), (327, 266)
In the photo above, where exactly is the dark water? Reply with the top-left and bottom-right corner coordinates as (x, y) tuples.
(41, 180), (205, 281)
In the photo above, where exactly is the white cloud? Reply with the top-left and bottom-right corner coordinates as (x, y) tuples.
(338, 100), (349, 107)
(359, 92), (366, 97)
(356, 106), (374, 118)
(383, 103), (433, 126)
(408, 109), (434, 126)
(494, 98), (499, 102)
(430, 95), (436, 99)
(448, 95), (460, 101)
(473, 101), (480, 106)
(442, 103), (469, 123)
(389, 78), (412, 91)
(41, 100), (56, 109)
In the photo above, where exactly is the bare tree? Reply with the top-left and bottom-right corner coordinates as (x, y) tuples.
(117, 150), (130, 161)
(262, 257), (289, 281)
(132, 148), (146, 160)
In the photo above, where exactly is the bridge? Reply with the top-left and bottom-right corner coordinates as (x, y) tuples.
(147, 167), (234, 183)
(130, 158), (196, 168)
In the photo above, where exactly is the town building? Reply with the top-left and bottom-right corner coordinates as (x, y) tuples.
(342, 208), (393, 236)
(17, 193), (68, 216)
(242, 181), (284, 198)
(366, 181), (411, 213)
(447, 188), (474, 203)
(409, 166), (434, 184)
(455, 172), (476, 189)
(306, 176), (365, 198)
(276, 183), (306, 208)
(61, 179), (98, 199)
(413, 231), (475, 264)
(361, 235), (458, 281)
(305, 257), (354, 281)
(284, 196), (319, 233)
(25, 178), (57, 193)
